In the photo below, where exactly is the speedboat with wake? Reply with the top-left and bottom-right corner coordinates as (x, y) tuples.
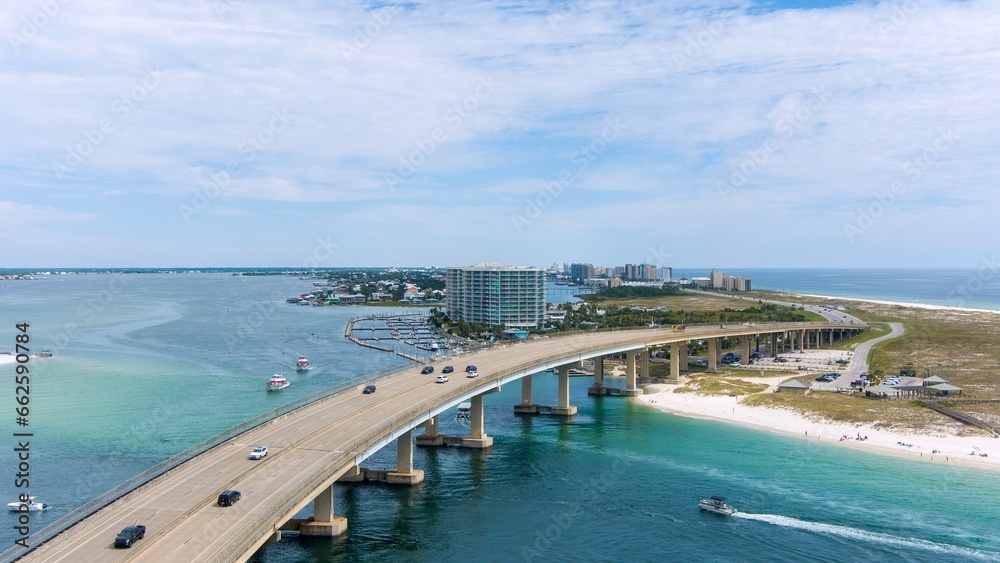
(699, 496), (737, 515)
(295, 355), (311, 371)
(267, 374), (291, 391)
(7, 497), (47, 512)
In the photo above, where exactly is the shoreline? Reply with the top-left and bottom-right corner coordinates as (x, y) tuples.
(794, 293), (1000, 315)
(637, 380), (999, 472)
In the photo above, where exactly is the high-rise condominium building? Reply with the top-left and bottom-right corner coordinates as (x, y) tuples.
(445, 263), (545, 328)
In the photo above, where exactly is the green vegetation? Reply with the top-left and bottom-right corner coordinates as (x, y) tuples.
(428, 308), (504, 340)
(582, 285), (682, 301)
(741, 393), (951, 431)
(675, 374), (768, 396)
(551, 301), (815, 331)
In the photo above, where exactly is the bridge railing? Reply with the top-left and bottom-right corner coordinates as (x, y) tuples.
(0, 363), (413, 563)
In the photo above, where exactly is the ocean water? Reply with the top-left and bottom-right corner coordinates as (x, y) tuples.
(1, 273), (998, 562)
(677, 268), (1000, 311)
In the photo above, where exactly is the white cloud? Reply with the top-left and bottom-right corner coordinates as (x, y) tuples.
(1, 0), (997, 266)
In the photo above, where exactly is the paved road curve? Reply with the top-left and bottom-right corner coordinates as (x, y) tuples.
(18, 322), (857, 563)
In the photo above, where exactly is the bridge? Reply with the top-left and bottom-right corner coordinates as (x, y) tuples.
(11, 322), (862, 562)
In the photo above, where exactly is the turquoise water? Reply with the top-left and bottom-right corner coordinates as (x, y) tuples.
(1, 273), (999, 561)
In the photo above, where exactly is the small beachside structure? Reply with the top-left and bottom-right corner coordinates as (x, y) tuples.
(922, 375), (949, 386)
(865, 384), (903, 398)
(928, 383), (963, 397)
(778, 379), (810, 395)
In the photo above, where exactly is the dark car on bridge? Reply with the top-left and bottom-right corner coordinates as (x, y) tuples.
(421, 366), (434, 374)
(218, 490), (241, 507)
(442, 365), (454, 373)
(465, 365), (477, 373)
(114, 524), (146, 548)
(363, 385), (376, 394)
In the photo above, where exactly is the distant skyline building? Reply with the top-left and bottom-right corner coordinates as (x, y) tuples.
(445, 263), (545, 328)
(570, 263), (594, 282)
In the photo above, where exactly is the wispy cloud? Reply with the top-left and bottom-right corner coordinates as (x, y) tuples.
(1, 0), (997, 266)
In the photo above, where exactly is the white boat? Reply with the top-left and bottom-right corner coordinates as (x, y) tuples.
(699, 496), (737, 515)
(295, 355), (311, 371)
(7, 497), (47, 512)
(266, 374), (290, 391)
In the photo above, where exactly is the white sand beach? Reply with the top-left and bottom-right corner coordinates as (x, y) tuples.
(638, 377), (1000, 471)
(0, 355), (16, 366)
(798, 293), (1000, 315)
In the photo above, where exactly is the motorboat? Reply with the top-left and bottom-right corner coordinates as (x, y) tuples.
(698, 496), (737, 515)
(7, 497), (47, 512)
(295, 355), (311, 371)
(266, 374), (290, 391)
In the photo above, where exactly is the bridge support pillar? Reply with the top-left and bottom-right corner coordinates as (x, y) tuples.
(299, 484), (348, 537)
(588, 355), (607, 395)
(416, 415), (444, 446)
(462, 393), (494, 448)
(619, 350), (641, 396)
(386, 430), (424, 485)
(551, 365), (578, 415)
(708, 338), (719, 373)
(740, 335), (751, 365)
(337, 464), (364, 483)
(669, 342), (680, 382)
(514, 373), (539, 414)
(678, 343), (688, 372)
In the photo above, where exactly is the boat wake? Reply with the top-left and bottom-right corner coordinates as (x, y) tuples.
(734, 513), (1000, 561)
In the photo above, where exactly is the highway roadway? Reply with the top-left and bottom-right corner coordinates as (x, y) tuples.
(18, 322), (855, 563)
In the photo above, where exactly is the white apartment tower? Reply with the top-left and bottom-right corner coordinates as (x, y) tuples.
(445, 263), (546, 329)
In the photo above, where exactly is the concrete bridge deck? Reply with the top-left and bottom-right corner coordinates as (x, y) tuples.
(16, 322), (859, 562)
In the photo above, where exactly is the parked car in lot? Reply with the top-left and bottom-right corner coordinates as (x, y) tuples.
(114, 524), (146, 548)
(363, 385), (376, 394)
(218, 490), (241, 507)
(421, 366), (434, 374)
(442, 365), (454, 374)
(249, 446), (268, 460)
(436, 375), (449, 383)
(797, 365), (808, 371)
(730, 362), (742, 367)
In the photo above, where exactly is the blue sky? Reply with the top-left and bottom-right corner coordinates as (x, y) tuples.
(1, 0), (997, 268)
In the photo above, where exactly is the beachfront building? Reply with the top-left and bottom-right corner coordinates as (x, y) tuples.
(445, 263), (545, 329)
(709, 269), (752, 291)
